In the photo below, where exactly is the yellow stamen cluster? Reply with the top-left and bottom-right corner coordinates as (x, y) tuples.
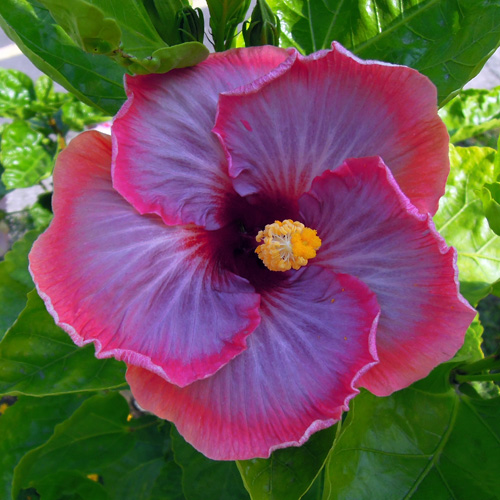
(255, 220), (322, 272)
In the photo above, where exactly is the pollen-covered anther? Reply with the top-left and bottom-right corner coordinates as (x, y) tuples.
(255, 219), (322, 271)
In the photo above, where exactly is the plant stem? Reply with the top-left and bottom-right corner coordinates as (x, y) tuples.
(455, 372), (500, 383)
(455, 354), (500, 375)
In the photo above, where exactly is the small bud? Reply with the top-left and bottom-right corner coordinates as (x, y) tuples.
(176, 7), (205, 44)
(243, 0), (280, 47)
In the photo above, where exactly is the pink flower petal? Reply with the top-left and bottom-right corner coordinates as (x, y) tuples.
(214, 42), (448, 215)
(127, 266), (379, 460)
(112, 46), (290, 230)
(299, 156), (476, 396)
(29, 132), (261, 387)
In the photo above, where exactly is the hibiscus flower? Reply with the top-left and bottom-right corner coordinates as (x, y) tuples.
(29, 43), (475, 460)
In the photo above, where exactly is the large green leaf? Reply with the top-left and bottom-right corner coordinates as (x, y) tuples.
(481, 139), (500, 236)
(0, 69), (36, 120)
(99, 418), (184, 500)
(0, 229), (40, 339)
(237, 426), (335, 500)
(39, 0), (209, 74)
(0, 290), (126, 396)
(171, 427), (248, 499)
(0, 0), (126, 114)
(0, 120), (53, 189)
(481, 180), (500, 236)
(12, 392), (133, 499)
(0, 394), (89, 499)
(31, 471), (111, 500)
(269, 0), (500, 105)
(322, 378), (500, 499)
(14, 393), (184, 500)
(439, 86), (500, 144)
(434, 145), (500, 305)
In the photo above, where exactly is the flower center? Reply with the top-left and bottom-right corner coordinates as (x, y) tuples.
(255, 220), (322, 272)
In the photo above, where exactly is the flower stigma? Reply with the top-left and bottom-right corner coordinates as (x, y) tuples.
(255, 220), (322, 271)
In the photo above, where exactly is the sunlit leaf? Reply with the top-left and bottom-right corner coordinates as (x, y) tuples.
(39, 0), (209, 74)
(61, 98), (110, 131)
(0, 0), (126, 114)
(0, 121), (53, 189)
(237, 426), (335, 500)
(38, 0), (122, 54)
(439, 86), (500, 143)
(434, 145), (500, 305)
(0, 229), (40, 339)
(0, 291), (126, 396)
(0, 69), (36, 120)
(171, 427), (248, 499)
(270, 0), (500, 105)
(0, 394), (89, 500)
(481, 180), (500, 236)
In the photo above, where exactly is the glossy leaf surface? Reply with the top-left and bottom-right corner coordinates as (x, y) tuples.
(171, 427), (248, 499)
(0, 0), (126, 114)
(439, 86), (500, 143)
(12, 392), (132, 498)
(0, 121), (53, 189)
(0, 291), (126, 396)
(434, 145), (500, 305)
(39, 0), (208, 74)
(322, 382), (500, 499)
(0, 394), (88, 500)
(237, 426), (335, 500)
(99, 418), (184, 500)
(269, 0), (500, 105)
(0, 69), (36, 120)
(482, 181), (500, 236)
(0, 229), (40, 339)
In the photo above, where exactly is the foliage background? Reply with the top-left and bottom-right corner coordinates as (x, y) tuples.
(1, 1), (500, 499)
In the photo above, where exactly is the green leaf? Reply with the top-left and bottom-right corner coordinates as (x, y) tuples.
(142, 0), (189, 45)
(237, 426), (335, 500)
(171, 427), (248, 500)
(207, 0), (251, 51)
(481, 181), (500, 236)
(29, 471), (111, 500)
(0, 290), (126, 396)
(12, 392), (133, 498)
(322, 380), (500, 499)
(270, 0), (500, 105)
(434, 145), (500, 305)
(0, 68), (36, 120)
(0, 0), (126, 114)
(38, 0), (122, 54)
(439, 86), (500, 143)
(0, 120), (53, 189)
(31, 75), (71, 115)
(39, 0), (209, 75)
(61, 98), (111, 131)
(129, 42), (209, 75)
(0, 229), (40, 339)
(13, 393), (184, 500)
(0, 394), (89, 499)
(99, 418), (184, 500)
